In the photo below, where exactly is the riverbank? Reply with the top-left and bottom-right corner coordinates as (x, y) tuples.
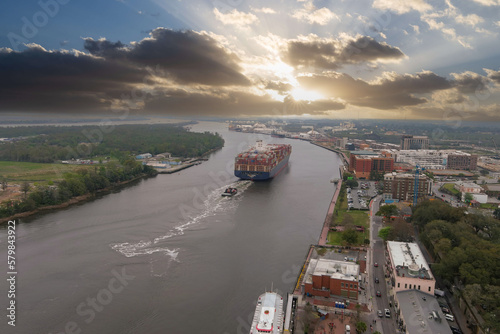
(0, 173), (155, 224)
(310, 141), (349, 166)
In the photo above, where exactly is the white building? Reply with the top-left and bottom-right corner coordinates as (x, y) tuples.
(387, 241), (436, 296)
(391, 150), (474, 170)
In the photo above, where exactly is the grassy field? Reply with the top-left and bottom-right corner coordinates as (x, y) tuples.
(480, 203), (498, 209)
(442, 183), (460, 196)
(327, 191), (370, 246)
(0, 161), (94, 183)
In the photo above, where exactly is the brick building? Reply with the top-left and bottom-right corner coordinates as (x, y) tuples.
(303, 259), (360, 300)
(349, 154), (394, 179)
(447, 154), (478, 170)
(383, 172), (432, 203)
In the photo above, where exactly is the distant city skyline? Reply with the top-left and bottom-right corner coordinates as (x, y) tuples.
(0, 0), (499, 120)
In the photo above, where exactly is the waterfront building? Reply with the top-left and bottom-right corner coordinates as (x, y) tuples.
(302, 259), (360, 300)
(349, 153), (394, 179)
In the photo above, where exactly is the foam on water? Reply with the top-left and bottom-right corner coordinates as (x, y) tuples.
(110, 180), (251, 258)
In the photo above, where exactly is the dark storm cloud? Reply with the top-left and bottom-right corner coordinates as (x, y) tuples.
(284, 36), (405, 70)
(0, 29), (252, 113)
(0, 45), (146, 112)
(452, 71), (489, 94)
(485, 69), (500, 84)
(84, 28), (251, 86)
(298, 71), (451, 109)
(144, 89), (344, 116)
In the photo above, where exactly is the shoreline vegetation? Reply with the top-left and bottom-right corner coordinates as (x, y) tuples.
(0, 123), (225, 224)
(0, 174), (147, 224)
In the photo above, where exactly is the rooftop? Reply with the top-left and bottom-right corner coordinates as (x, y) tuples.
(396, 290), (452, 334)
(388, 241), (433, 280)
(304, 259), (360, 283)
(350, 150), (378, 156)
(455, 181), (483, 189)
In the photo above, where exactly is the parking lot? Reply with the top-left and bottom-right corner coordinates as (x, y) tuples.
(347, 181), (378, 210)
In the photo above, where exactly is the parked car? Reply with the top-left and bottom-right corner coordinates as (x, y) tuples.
(450, 326), (463, 334)
(441, 307), (450, 314)
(376, 291), (381, 297)
(374, 262), (378, 267)
(377, 310), (383, 318)
(445, 314), (454, 322)
(385, 309), (391, 318)
(375, 277), (379, 283)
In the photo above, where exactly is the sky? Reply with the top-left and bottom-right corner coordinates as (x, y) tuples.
(0, 0), (499, 121)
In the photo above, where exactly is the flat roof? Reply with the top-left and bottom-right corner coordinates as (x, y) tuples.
(350, 150), (378, 155)
(426, 169), (474, 176)
(396, 290), (452, 334)
(304, 259), (360, 283)
(388, 241), (433, 279)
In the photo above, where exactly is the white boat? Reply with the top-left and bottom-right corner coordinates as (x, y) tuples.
(249, 291), (284, 334)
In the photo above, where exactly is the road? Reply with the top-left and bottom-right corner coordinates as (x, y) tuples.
(432, 182), (461, 207)
(369, 195), (398, 334)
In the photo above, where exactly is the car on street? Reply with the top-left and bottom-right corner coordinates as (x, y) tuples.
(385, 309), (390, 318)
(442, 307), (450, 314)
(376, 291), (381, 297)
(375, 277), (379, 283)
(450, 326), (463, 334)
(445, 314), (455, 322)
(377, 310), (383, 318)
(374, 262), (378, 267)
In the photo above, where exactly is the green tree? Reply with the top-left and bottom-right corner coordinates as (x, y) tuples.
(342, 228), (358, 244)
(388, 218), (413, 242)
(376, 204), (399, 219)
(346, 179), (359, 188)
(356, 321), (367, 333)
(21, 181), (30, 198)
(378, 227), (392, 241)
(494, 208), (500, 220)
(464, 192), (474, 203)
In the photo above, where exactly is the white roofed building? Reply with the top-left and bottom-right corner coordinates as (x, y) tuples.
(387, 241), (436, 296)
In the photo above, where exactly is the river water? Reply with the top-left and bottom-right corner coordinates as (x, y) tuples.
(0, 121), (342, 334)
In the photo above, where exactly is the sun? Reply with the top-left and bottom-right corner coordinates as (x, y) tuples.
(290, 87), (324, 101)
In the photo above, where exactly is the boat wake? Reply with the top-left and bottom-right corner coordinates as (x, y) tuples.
(110, 180), (252, 259)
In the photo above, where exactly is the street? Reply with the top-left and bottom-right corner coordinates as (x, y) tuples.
(369, 195), (398, 334)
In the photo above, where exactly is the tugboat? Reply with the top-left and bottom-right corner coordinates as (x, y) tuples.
(222, 187), (238, 197)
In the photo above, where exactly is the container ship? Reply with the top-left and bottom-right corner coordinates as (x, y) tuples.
(234, 140), (291, 180)
(249, 291), (284, 334)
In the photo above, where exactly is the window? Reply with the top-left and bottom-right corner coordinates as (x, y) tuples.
(354, 284), (357, 289)
(409, 284), (412, 289)
(405, 284), (407, 288)
(350, 284), (353, 289)
(341, 283), (344, 288)
(398, 283), (400, 288)
(428, 287), (431, 292)
(418, 285), (421, 290)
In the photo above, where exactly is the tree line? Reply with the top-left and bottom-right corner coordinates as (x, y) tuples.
(0, 124), (224, 163)
(0, 159), (157, 218)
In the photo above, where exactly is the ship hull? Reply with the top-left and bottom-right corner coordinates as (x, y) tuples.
(235, 154), (290, 180)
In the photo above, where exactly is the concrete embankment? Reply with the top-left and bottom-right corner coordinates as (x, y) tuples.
(310, 142), (349, 166)
(317, 179), (342, 246)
